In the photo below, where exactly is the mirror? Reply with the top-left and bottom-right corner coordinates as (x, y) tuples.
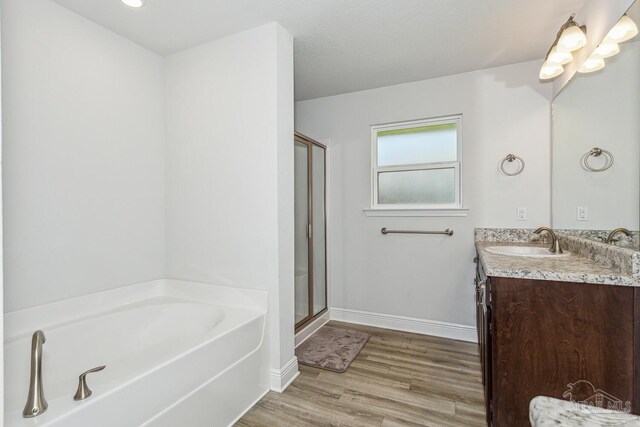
(551, 0), (640, 249)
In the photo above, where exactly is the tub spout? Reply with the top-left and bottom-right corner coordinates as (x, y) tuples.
(23, 330), (48, 418)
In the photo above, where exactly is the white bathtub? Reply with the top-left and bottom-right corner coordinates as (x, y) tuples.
(4, 280), (269, 427)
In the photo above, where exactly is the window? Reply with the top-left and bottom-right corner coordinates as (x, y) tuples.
(371, 115), (462, 211)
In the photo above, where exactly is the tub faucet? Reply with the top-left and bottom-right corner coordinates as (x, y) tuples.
(534, 227), (563, 254)
(23, 330), (48, 418)
(74, 365), (106, 400)
(606, 228), (632, 244)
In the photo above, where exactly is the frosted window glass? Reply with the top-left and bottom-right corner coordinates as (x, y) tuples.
(377, 124), (457, 166)
(378, 168), (455, 205)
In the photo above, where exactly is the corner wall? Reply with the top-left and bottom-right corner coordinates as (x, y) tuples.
(1, 0), (166, 311)
(164, 22), (295, 387)
(295, 60), (552, 333)
(2, 0), (296, 389)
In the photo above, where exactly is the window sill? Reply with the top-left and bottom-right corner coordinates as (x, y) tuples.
(363, 207), (470, 217)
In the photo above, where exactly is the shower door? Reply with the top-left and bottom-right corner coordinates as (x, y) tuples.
(294, 133), (327, 331)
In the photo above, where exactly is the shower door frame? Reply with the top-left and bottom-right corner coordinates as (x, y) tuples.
(294, 132), (328, 332)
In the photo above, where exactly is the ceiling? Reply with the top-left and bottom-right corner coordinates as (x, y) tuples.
(50, 0), (587, 100)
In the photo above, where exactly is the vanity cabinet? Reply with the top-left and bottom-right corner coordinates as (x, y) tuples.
(475, 253), (640, 426)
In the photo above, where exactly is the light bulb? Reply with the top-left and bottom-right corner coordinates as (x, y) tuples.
(604, 15), (638, 43)
(121, 0), (145, 7)
(539, 62), (564, 80)
(578, 56), (605, 73)
(557, 24), (587, 52)
(547, 46), (573, 65)
(592, 43), (620, 59)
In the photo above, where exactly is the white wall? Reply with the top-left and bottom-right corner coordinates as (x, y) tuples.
(0, 5), (5, 416)
(296, 60), (552, 328)
(1, 0), (166, 311)
(552, 41), (639, 230)
(3, 0), (295, 389)
(164, 22), (295, 380)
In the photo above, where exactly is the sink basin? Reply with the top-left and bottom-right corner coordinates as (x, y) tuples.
(485, 246), (570, 258)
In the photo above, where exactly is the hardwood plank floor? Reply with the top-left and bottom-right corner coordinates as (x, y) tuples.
(235, 321), (486, 427)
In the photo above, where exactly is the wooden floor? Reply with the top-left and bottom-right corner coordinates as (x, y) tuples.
(235, 321), (486, 427)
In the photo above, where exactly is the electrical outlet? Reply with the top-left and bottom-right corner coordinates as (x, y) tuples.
(577, 207), (589, 221)
(517, 207), (527, 221)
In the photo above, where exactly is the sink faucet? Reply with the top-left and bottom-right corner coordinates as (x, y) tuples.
(23, 330), (48, 418)
(534, 227), (563, 254)
(606, 228), (632, 244)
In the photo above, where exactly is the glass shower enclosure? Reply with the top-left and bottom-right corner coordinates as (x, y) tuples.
(294, 133), (327, 331)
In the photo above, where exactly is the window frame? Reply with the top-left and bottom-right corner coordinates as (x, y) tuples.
(370, 115), (463, 211)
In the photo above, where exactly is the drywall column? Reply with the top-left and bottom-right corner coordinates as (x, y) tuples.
(274, 24), (297, 389)
(165, 22), (296, 391)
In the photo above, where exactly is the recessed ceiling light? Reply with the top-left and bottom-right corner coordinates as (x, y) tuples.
(121, 0), (145, 8)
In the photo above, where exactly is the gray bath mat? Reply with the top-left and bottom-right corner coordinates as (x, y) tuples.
(296, 325), (369, 373)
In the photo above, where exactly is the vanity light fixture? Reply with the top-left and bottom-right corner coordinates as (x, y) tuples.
(557, 19), (588, 52)
(580, 15), (637, 73)
(539, 15), (587, 81)
(592, 43), (620, 59)
(121, 0), (145, 8)
(539, 63), (564, 80)
(578, 56), (605, 73)
(604, 15), (638, 43)
(547, 47), (573, 65)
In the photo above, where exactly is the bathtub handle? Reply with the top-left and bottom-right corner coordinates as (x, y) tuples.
(74, 365), (106, 401)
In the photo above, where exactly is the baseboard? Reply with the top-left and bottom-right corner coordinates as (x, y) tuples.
(226, 388), (270, 427)
(330, 307), (477, 343)
(269, 356), (300, 393)
(295, 311), (330, 347)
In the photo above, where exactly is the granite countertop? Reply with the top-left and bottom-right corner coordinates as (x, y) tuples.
(476, 241), (637, 286)
(530, 396), (640, 426)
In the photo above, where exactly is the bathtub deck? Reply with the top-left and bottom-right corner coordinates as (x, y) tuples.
(235, 321), (485, 427)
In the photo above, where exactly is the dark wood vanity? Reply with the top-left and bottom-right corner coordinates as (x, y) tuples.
(475, 252), (640, 426)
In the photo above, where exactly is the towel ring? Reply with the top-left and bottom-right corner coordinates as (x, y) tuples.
(581, 147), (614, 172)
(499, 154), (525, 176)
